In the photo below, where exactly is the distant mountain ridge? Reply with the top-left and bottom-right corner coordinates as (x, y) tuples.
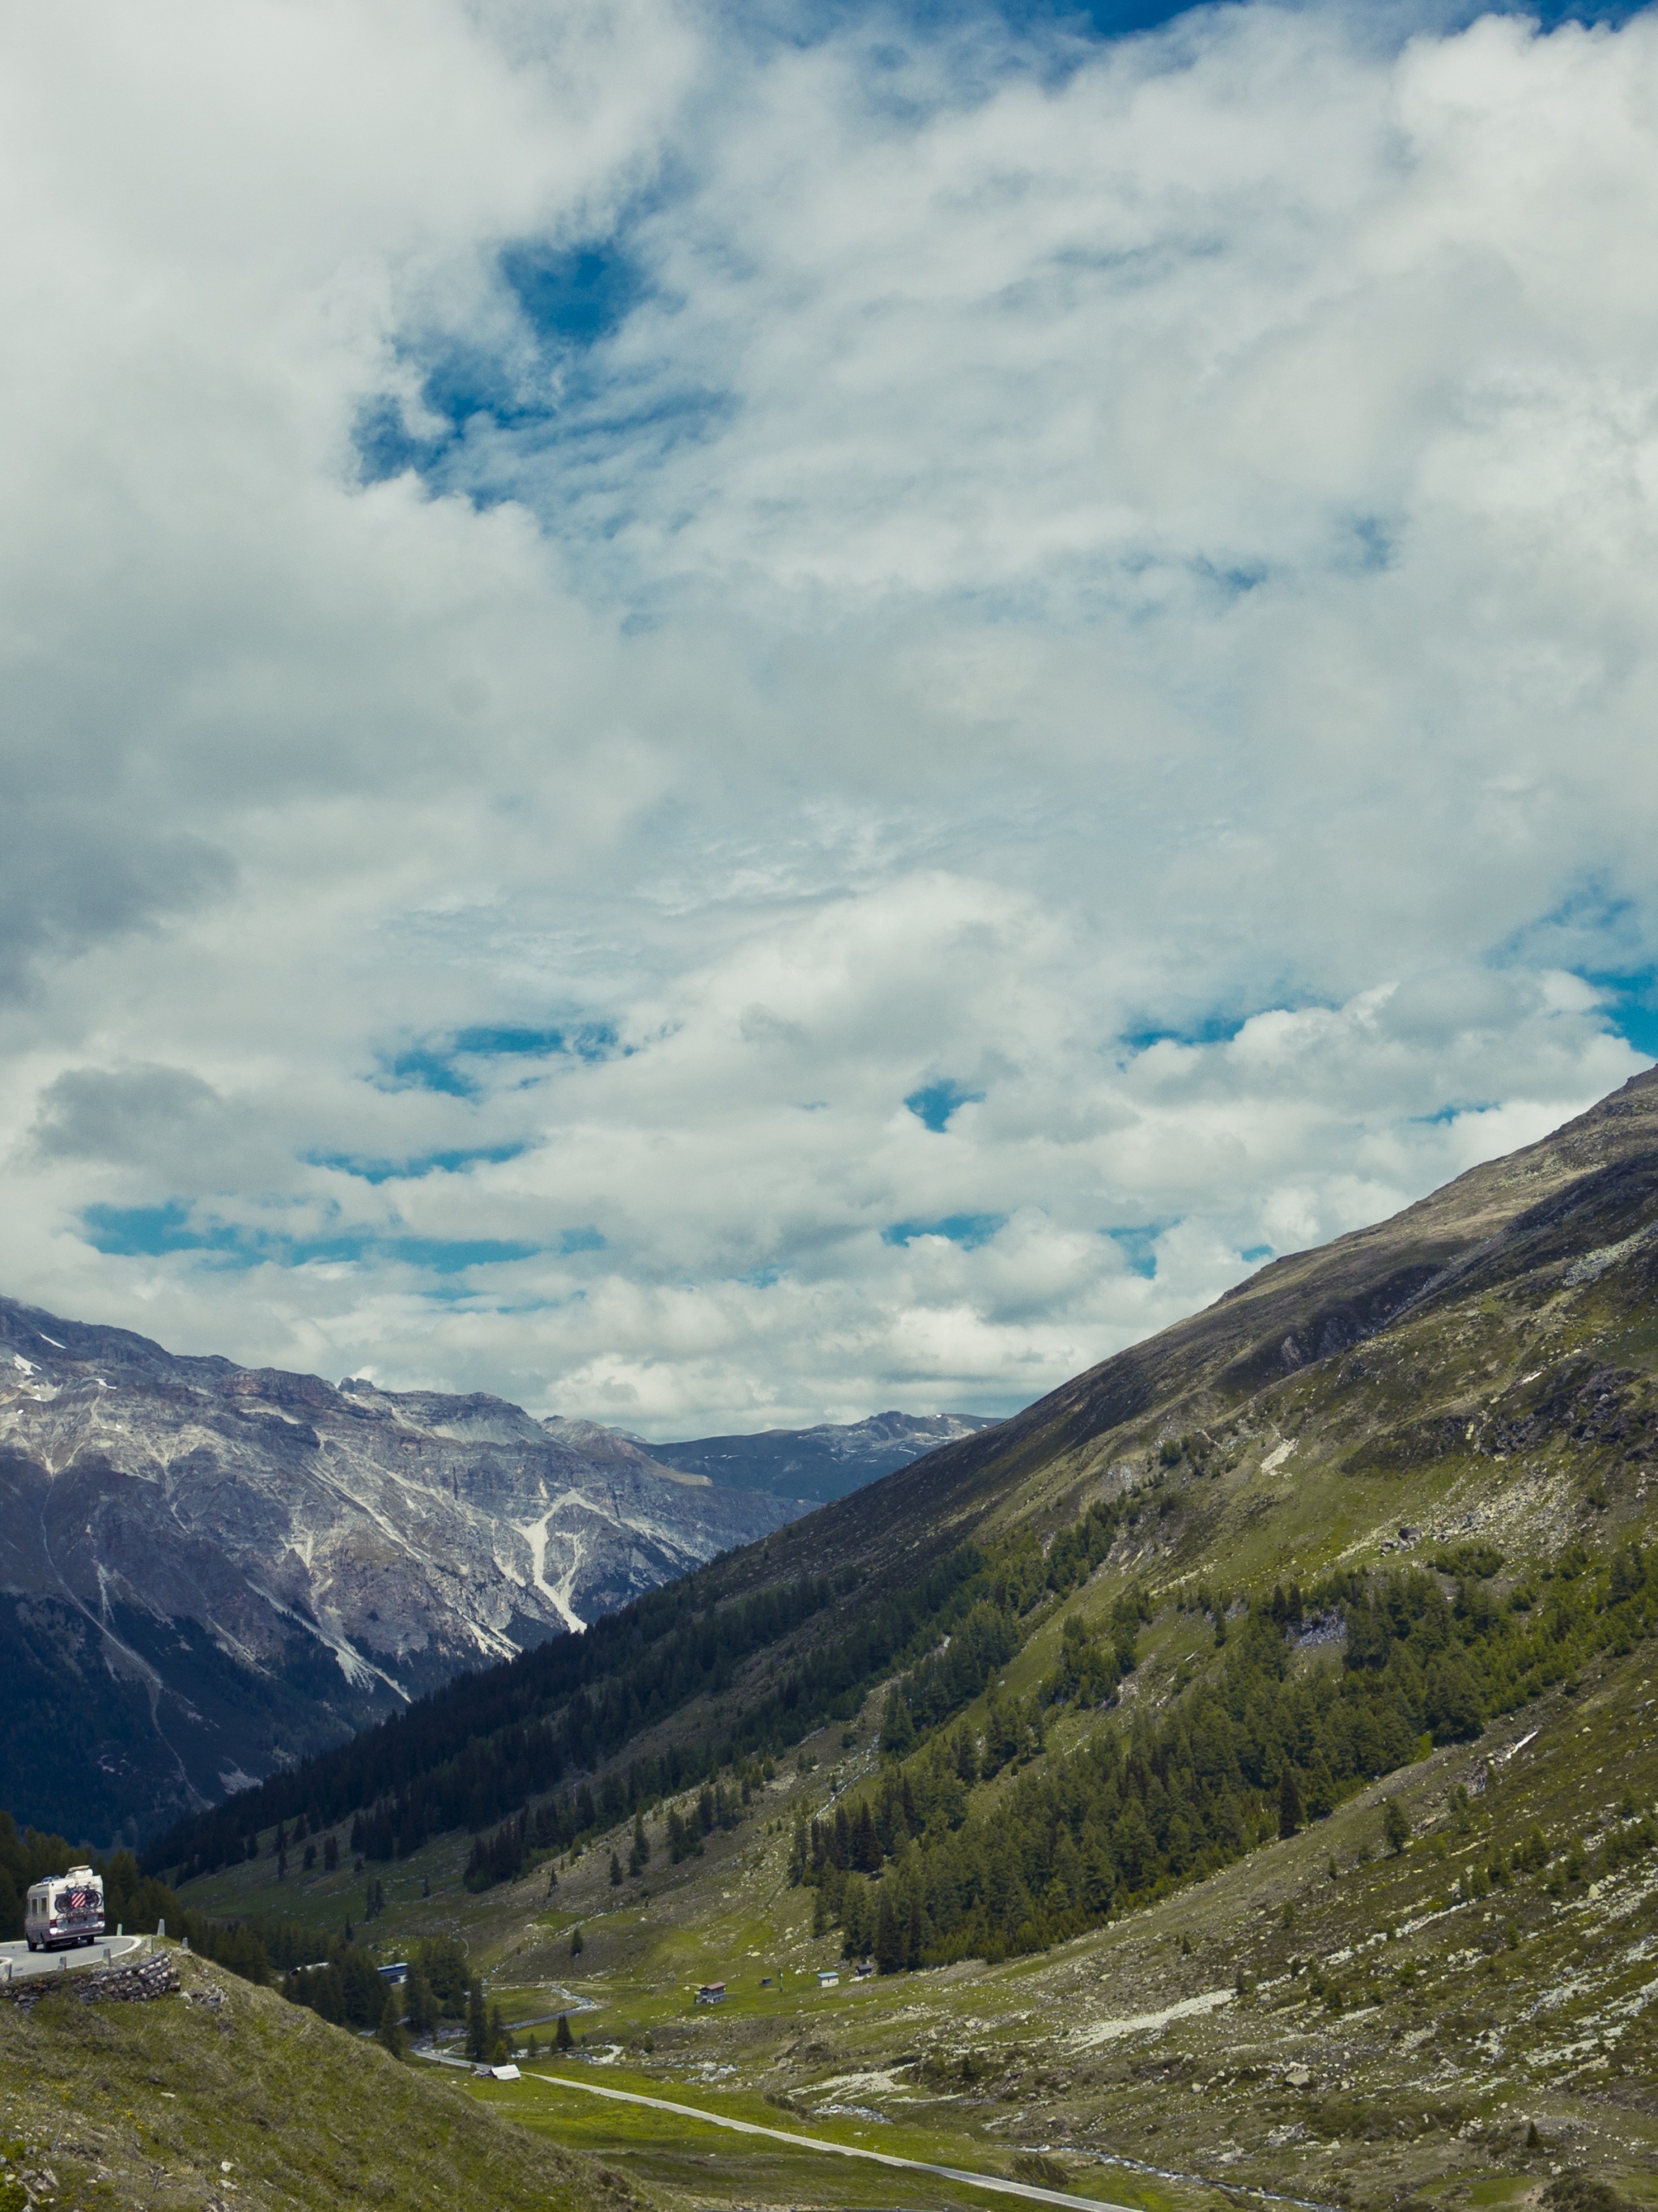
(150, 1062), (1658, 1897)
(0, 1296), (807, 1845)
(643, 1409), (1001, 1501)
(131, 1066), (1658, 2212)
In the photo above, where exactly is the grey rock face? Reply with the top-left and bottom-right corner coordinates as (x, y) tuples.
(644, 1409), (1002, 1502)
(0, 1296), (806, 1844)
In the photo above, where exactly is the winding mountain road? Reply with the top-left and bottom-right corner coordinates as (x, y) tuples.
(461, 2063), (1140, 2212)
(0, 1933), (145, 1983)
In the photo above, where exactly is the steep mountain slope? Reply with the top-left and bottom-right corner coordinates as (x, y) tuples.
(0, 1296), (805, 1845)
(643, 1410), (1001, 1503)
(150, 1061), (1658, 1874)
(143, 1065), (1658, 2206)
(708, 1057), (1658, 1585)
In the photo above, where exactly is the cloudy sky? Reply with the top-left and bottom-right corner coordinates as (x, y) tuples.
(3, 0), (1656, 1436)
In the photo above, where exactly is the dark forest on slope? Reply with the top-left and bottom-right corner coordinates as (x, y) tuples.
(132, 1068), (1658, 1987)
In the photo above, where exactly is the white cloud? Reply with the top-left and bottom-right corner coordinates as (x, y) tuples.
(0, 0), (1653, 1432)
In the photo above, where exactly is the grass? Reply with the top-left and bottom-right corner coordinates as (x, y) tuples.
(162, 1641), (1658, 2212)
(157, 1145), (1658, 2212)
(457, 2061), (1196, 2212)
(164, 1647), (1658, 2212)
(0, 1946), (632, 2212)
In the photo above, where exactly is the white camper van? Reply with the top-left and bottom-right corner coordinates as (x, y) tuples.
(24, 1866), (105, 1950)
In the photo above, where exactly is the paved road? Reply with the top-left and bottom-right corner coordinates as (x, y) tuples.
(456, 2062), (1140, 2212)
(0, 1934), (144, 1984)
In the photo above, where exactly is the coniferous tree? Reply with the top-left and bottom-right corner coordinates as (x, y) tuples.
(466, 1977), (488, 2061)
(1278, 1764), (1303, 1840)
(880, 1687), (915, 1757)
(874, 1887), (903, 1976)
(377, 1984), (406, 2061)
(569, 1925), (585, 1960)
(404, 1961), (437, 2043)
(609, 1850), (623, 1887)
(556, 2011), (574, 2052)
(851, 1803), (882, 1874)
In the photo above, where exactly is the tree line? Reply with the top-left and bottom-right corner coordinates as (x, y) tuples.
(151, 1498), (1124, 1888)
(146, 1566), (840, 1879)
(795, 1538), (1658, 1969)
(448, 1493), (1154, 1892)
(147, 1467), (1174, 1894)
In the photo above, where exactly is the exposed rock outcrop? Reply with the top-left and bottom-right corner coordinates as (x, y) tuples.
(0, 1298), (807, 1842)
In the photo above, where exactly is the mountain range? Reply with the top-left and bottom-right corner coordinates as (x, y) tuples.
(0, 1298), (1001, 1849)
(131, 1062), (1658, 2210)
(0, 1301), (818, 1844)
(641, 1409), (1000, 1502)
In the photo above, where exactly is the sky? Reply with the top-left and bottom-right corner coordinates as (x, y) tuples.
(3, 0), (1658, 1438)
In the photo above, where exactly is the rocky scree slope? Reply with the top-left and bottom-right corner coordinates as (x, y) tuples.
(0, 1297), (805, 1844)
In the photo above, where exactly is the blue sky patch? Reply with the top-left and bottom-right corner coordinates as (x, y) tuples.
(996, 0), (1649, 41)
(883, 1212), (1005, 1249)
(376, 1023), (621, 1095)
(1579, 968), (1658, 1060)
(501, 241), (643, 349)
(453, 1024), (619, 1060)
(904, 1078), (984, 1132)
(1411, 1100), (1499, 1127)
(379, 1044), (479, 1097)
(1104, 1221), (1174, 1278)
(80, 1203), (538, 1274)
(1239, 1243), (1273, 1265)
(1120, 1011), (1250, 1053)
(81, 1202), (241, 1259)
(309, 1143), (529, 1185)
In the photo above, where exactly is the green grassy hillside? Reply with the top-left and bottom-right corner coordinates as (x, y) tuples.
(149, 1066), (1658, 2212)
(0, 1944), (635, 2212)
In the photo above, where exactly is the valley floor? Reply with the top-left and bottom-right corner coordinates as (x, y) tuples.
(173, 1642), (1658, 2212)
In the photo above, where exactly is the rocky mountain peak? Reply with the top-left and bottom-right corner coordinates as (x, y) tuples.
(0, 1295), (809, 1844)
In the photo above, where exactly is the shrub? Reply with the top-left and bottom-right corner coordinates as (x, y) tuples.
(1012, 2154), (1071, 2188)
(1544, 2174), (1630, 2212)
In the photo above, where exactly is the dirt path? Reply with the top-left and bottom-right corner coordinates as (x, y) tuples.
(497, 2067), (1141, 2212)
